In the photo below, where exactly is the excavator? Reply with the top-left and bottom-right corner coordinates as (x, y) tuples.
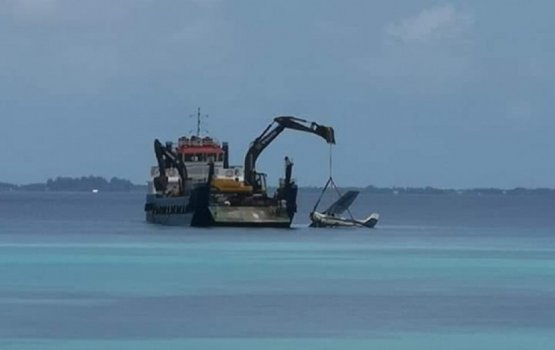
(237, 116), (335, 222)
(186, 116), (335, 227)
(244, 116), (336, 193)
(152, 139), (187, 196)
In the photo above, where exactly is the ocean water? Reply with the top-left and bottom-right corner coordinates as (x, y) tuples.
(0, 191), (554, 349)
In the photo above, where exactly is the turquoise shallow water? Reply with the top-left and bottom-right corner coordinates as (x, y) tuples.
(0, 192), (554, 349)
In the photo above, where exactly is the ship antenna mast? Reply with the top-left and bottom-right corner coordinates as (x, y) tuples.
(196, 107), (201, 137)
(191, 107), (208, 137)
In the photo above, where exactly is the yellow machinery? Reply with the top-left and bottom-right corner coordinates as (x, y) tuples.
(211, 178), (253, 193)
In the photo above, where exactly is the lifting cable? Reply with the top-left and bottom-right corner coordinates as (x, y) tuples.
(311, 144), (355, 220)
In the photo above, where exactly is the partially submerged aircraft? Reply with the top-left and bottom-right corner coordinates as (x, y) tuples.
(309, 190), (379, 228)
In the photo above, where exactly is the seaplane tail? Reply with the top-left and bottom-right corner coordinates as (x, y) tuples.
(358, 213), (380, 228)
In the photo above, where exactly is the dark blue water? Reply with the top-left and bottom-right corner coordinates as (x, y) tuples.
(1, 191), (554, 349)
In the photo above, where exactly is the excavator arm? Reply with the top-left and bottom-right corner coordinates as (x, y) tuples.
(244, 116), (335, 190)
(153, 139), (188, 193)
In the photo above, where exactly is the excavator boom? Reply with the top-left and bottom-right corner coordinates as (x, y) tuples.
(153, 139), (188, 193)
(244, 116), (335, 190)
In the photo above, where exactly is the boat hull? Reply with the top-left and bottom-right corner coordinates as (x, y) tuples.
(208, 206), (291, 228)
(144, 195), (192, 226)
(145, 194), (292, 228)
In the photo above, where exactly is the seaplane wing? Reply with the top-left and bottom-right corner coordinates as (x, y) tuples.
(323, 190), (359, 215)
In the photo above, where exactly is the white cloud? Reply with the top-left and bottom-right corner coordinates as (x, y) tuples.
(385, 4), (470, 44)
(356, 3), (478, 92)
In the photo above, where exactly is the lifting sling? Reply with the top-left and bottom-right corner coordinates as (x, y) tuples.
(311, 144), (355, 220)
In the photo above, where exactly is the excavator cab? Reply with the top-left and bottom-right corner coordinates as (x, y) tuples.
(253, 172), (268, 194)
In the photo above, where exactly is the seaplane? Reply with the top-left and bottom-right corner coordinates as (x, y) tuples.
(309, 190), (379, 228)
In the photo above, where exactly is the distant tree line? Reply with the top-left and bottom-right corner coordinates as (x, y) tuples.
(45, 176), (137, 192)
(0, 182), (19, 191)
(0, 176), (146, 192)
(2, 177), (555, 195)
(298, 185), (555, 196)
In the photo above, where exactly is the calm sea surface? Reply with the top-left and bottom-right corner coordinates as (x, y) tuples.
(0, 191), (554, 349)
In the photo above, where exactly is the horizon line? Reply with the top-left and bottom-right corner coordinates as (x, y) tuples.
(2, 176), (555, 192)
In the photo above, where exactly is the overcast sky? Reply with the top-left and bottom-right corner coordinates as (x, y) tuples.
(1, 0), (554, 188)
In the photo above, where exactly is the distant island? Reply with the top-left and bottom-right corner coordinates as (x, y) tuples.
(0, 176), (146, 192)
(299, 185), (555, 196)
(1, 176), (555, 195)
